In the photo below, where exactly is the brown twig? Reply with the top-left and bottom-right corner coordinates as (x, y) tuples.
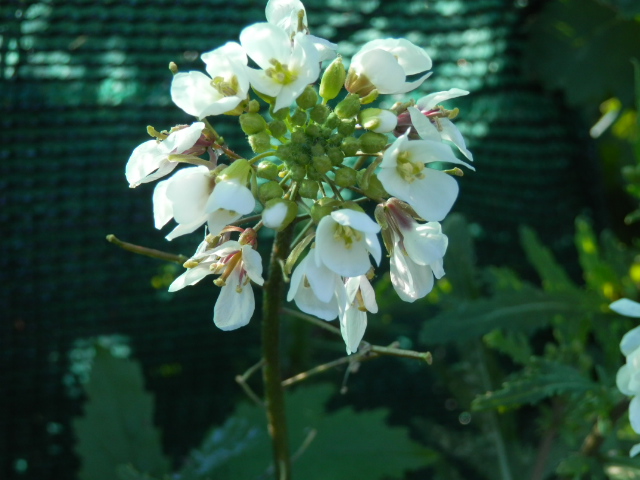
(235, 359), (266, 408)
(106, 234), (188, 264)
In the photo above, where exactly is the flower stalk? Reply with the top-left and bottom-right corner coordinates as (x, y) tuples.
(262, 224), (295, 479)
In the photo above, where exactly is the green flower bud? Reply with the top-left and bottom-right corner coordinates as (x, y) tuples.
(323, 112), (341, 130)
(258, 181), (284, 203)
(326, 146), (344, 166)
(310, 104), (330, 124)
(320, 126), (333, 139)
(310, 197), (340, 224)
(296, 85), (318, 110)
(248, 131), (271, 153)
(305, 124), (321, 139)
(239, 113), (267, 135)
(306, 165), (322, 180)
(290, 129), (307, 145)
(310, 143), (325, 157)
(218, 158), (251, 183)
(357, 170), (388, 198)
(262, 198), (298, 231)
(247, 99), (261, 113)
(270, 105), (289, 120)
(312, 155), (332, 174)
(359, 108), (397, 133)
(359, 132), (388, 154)
(334, 166), (357, 187)
(268, 119), (287, 138)
(291, 108), (307, 126)
(257, 160), (279, 181)
(288, 163), (306, 181)
(340, 136), (360, 157)
(335, 93), (361, 119)
(319, 56), (346, 101)
(299, 179), (319, 199)
(327, 133), (344, 146)
(337, 118), (356, 136)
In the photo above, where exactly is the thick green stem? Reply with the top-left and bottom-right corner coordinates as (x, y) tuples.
(262, 225), (294, 479)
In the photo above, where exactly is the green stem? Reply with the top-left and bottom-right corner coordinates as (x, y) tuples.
(262, 225), (295, 479)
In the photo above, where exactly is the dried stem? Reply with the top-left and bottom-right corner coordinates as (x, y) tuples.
(106, 234), (188, 264)
(235, 359), (266, 408)
(262, 225), (295, 479)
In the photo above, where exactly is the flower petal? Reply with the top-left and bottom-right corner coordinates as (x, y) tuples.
(168, 265), (212, 292)
(214, 269), (254, 330)
(408, 106), (440, 142)
(621, 325), (640, 356)
(340, 306), (367, 354)
(439, 119), (473, 161)
(241, 245), (264, 286)
(417, 88), (469, 111)
(152, 179), (173, 229)
(390, 249), (434, 302)
(330, 209), (381, 233)
(612, 299), (640, 318)
(240, 23), (292, 69)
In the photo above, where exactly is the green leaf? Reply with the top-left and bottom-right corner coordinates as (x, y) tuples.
(525, 0), (640, 108)
(472, 359), (597, 411)
(519, 226), (576, 292)
(177, 384), (436, 480)
(420, 287), (597, 345)
(483, 330), (532, 365)
(73, 347), (170, 480)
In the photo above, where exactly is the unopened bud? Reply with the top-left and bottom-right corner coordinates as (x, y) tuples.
(247, 99), (261, 113)
(257, 160), (279, 181)
(312, 155), (332, 174)
(335, 166), (357, 187)
(168, 62), (179, 75)
(323, 112), (341, 129)
(248, 131), (271, 153)
(319, 56), (346, 101)
(359, 89), (379, 105)
(258, 181), (284, 203)
(310, 104), (330, 124)
(268, 119), (287, 138)
(357, 170), (388, 198)
(291, 108), (307, 126)
(359, 132), (388, 154)
(338, 119), (357, 136)
(296, 85), (318, 110)
(310, 197), (340, 224)
(340, 137), (360, 157)
(326, 146), (344, 166)
(359, 108), (398, 133)
(239, 113), (267, 135)
(299, 179), (319, 199)
(262, 198), (298, 231)
(335, 94), (361, 119)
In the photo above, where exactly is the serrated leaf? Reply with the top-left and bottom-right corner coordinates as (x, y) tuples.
(472, 359), (597, 411)
(73, 348), (170, 480)
(519, 226), (576, 292)
(526, 0), (640, 108)
(177, 384), (435, 480)
(420, 288), (597, 345)
(483, 330), (532, 365)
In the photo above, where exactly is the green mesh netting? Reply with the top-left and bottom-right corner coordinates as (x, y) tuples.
(1, 0), (605, 478)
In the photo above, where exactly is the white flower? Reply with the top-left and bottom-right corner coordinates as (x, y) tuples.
(377, 199), (448, 302)
(400, 88), (473, 161)
(240, 23), (320, 112)
(125, 122), (206, 188)
(265, 0), (337, 61)
(617, 324), (640, 455)
(153, 165), (217, 241)
(315, 209), (381, 277)
(287, 252), (343, 320)
(339, 275), (378, 354)
(346, 38), (432, 96)
(204, 159), (256, 234)
(171, 42), (249, 118)
(377, 133), (473, 222)
(169, 236), (264, 331)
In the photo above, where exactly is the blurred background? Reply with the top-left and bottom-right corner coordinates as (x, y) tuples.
(3, 0), (640, 479)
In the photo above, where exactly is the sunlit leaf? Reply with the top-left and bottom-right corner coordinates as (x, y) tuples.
(73, 348), (170, 480)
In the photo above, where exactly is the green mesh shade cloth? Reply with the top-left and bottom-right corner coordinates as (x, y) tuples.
(1, 0), (604, 479)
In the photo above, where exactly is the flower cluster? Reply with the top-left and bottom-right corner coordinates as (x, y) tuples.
(612, 299), (640, 456)
(124, 0), (473, 353)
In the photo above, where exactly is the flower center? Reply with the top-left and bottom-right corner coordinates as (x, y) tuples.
(333, 224), (362, 248)
(396, 151), (425, 183)
(266, 59), (298, 86)
(210, 75), (240, 97)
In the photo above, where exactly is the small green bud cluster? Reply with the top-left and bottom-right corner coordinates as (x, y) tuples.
(234, 56), (398, 231)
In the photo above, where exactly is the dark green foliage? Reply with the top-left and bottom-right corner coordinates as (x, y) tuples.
(176, 384), (435, 480)
(472, 359), (598, 410)
(73, 348), (170, 480)
(526, 0), (640, 108)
